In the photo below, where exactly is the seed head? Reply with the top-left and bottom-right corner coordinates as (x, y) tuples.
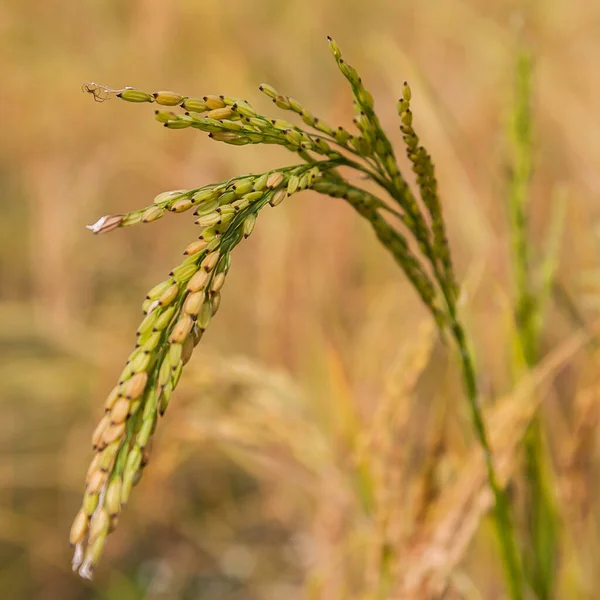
(153, 91), (185, 106)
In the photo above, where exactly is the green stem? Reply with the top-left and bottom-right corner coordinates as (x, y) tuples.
(450, 315), (525, 600)
(359, 162), (525, 598)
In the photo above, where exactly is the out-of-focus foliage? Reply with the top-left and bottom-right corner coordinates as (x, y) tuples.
(1, 0), (600, 598)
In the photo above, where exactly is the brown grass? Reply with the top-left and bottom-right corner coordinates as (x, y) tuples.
(2, 0), (600, 598)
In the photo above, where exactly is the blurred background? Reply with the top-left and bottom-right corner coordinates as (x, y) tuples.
(2, 0), (600, 598)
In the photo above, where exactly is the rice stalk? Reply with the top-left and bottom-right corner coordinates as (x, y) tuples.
(506, 42), (560, 598)
(72, 37), (523, 594)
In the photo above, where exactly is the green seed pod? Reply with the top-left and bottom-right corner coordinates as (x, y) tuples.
(243, 214), (256, 238)
(287, 175), (300, 195)
(244, 117), (266, 128)
(217, 207), (235, 223)
(181, 335), (194, 365)
(120, 474), (134, 507)
(172, 360), (183, 388)
(165, 119), (192, 129)
(287, 97), (303, 113)
(274, 94), (291, 110)
(153, 306), (176, 331)
(308, 166), (321, 181)
(230, 199), (249, 211)
(129, 398), (142, 416)
(153, 91), (184, 106)
(169, 343), (183, 366)
(192, 188), (218, 205)
(314, 138), (332, 154)
(140, 330), (161, 353)
(374, 138), (386, 155)
(158, 356), (172, 387)
(203, 94), (226, 109)
(136, 416), (155, 448)
(403, 81), (412, 102)
(258, 83), (278, 99)
(401, 109), (413, 127)
(194, 199), (220, 217)
(171, 263), (197, 283)
(126, 345), (145, 366)
(206, 238), (221, 252)
(253, 172), (269, 191)
(350, 135), (373, 156)
(69, 510), (88, 546)
(99, 441), (121, 471)
(118, 88), (154, 103)
(301, 110), (317, 127)
(327, 36), (342, 59)
(231, 178), (254, 196)
(314, 120), (335, 136)
(195, 212), (221, 227)
(335, 127), (351, 144)
(146, 279), (174, 300)
(357, 87), (374, 110)
(211, 292), (222, 315)
(141, 205), (165, 223)
(128, 350), (151, 374)
(241, 191), (262, 203)
(197, 302), (212, 330)
(137, 310), (159, 336)
(82, 489), (99, 516)
(199, 227), (219, 242)
(217, 190), (236, 206)
(209, 131), (239, 143)
(104, 478), (122, 517)
(141, 297), (155, 316)
(384, 154), (398, 175)
(170, 198), (195, 213)
(191, 324), (203, 347)
(155, 190), (188, 206)
(284, 129), (303, 146)
(88, 509), (110, 545)
(142, 387), (158, 420)
(298, 173), (309, 190)
(189, 116), (224, 132)
(125, 446), (143, 475)
(121, 211), (143, 227)
(270, 119), (295, 131)
(158, 382), (173, 416)
(182, 97), (207, 112)
(338, 59), (360, 86)
(232, 103), (256, 117)
(270, 188), (287, 207)
(154, 110), (177, 124)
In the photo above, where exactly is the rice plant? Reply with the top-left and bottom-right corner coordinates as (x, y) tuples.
(72, 37), (525, 597)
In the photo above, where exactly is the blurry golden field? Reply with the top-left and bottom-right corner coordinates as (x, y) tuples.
(2, 0), (600, 598)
